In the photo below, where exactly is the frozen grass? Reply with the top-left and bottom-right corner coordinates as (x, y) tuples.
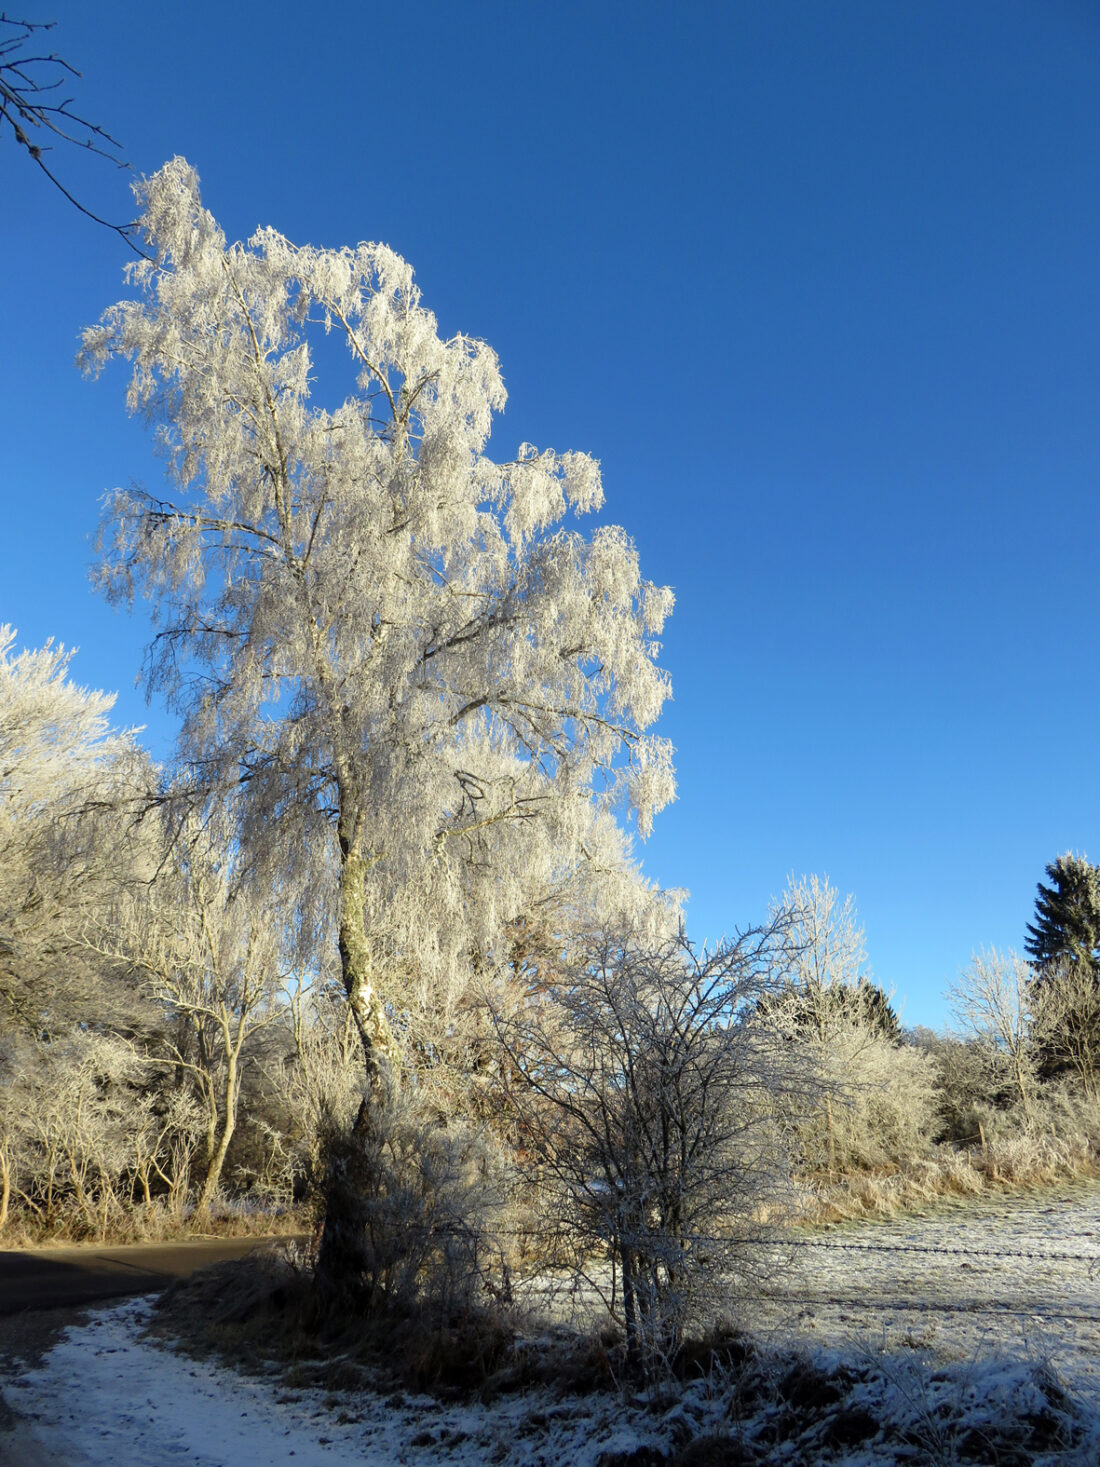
(0, 1200), (310, 1248)
(7, 1183), (1100, 1464)
(749, 1177), (1100, 1411)
(802, 1133), (1100, 1225)
(5, 1292), (1100, 1466)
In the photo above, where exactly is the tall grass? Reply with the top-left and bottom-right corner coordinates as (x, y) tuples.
(801, 1093), (1100, 1225)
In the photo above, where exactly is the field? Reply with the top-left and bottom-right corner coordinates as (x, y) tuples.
(756, 1178), (1100, 1401)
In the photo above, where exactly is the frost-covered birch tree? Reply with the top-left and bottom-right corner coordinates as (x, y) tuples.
(83, 160), (675, 1270)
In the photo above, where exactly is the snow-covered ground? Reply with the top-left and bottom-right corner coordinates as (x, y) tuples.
(4, 1181), (1100, 1466)
(755, 1179), (1100, 1400)
(3, 1296), (671, 1467)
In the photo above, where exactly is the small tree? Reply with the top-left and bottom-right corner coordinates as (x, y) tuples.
(1030, 958), (1100, 1100)
(495, 921), (806, 1370)
(767, 875), (912, 1175)
(0, 626), (146, 1036)
(90, 825), (289, 1220)
(947, 948), (1038, 1125)
(768, 875), (881, 1031)
(908, 1028), (998, 1145)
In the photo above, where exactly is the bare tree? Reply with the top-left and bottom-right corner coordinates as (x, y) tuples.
(770, 875), (873, 1034)
(765, 875), (933, 1175)
(89, 826), (289, 1220)
(1031, 958), (1100, 1100)
(494, 922), (807, 1370)
(947, 948), (1038, 1125)
(0, 14), (139, 247)
(83, 159), (675, 1285)
(768, 875), (872, 1175)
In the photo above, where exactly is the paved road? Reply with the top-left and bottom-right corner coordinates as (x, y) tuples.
(0, 1237), (304, 1465)
(0, 1236), (303, 1315)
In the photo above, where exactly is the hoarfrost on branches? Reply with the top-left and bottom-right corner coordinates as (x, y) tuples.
(0, 626), (146, 1032)
(0, 625), (135, 813)
(82, 160), (675, 1173)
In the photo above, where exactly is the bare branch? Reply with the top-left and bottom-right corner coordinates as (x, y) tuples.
(0, 15), (147, 254)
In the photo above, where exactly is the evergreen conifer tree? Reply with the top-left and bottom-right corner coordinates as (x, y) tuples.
(1024, 853), (1100, 974)
(1025, 854), (1100, 1092)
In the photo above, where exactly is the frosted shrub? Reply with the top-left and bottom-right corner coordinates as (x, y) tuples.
(765, 876), (935, 1176)
(0, 626), (152, 1039)
(829, 1031), (937, 1171)
(494, 923), (811, 1371)
(766, 1020), (938, 1177)
(317, 1084), (513, 1324)
(11, 1031), (159, 1236)
(255, 988), (364, 1208)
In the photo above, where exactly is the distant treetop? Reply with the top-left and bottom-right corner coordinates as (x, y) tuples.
(1024, 853), (1100, 974)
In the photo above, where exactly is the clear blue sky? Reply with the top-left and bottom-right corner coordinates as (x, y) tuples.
(3, 1), (1099, 1028)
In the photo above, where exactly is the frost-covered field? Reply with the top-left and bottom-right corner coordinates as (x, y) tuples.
(4, 1182), (1100, 1466)
(756, 1179), (1100, 1399)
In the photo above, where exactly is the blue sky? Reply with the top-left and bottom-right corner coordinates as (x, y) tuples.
(3, 1), (1099, 1028)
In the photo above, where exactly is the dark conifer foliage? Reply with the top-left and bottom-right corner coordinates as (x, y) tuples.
(1024, 853), (1100, 974)
(758, 978), (903, 1045)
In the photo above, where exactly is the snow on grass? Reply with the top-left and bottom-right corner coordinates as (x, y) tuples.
(8, 1296), (663, 1467)
(6, 1181), (1100, 1466)
(8, 1293), (1100, 1466)
(752, 1178), (1100, 1401)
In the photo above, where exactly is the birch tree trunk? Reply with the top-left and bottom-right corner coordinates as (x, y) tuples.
(0, 1146), (10, 1236)
(336, 838), (398, 1083)
(194, 1049), (239, 1222)
(315, 830), (402, 1297)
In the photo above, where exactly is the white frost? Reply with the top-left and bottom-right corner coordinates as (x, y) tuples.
(8, 1184), (1100, 1467)
(6, 1297), (657, 1467)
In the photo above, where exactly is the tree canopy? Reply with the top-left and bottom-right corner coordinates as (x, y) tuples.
(1024, 853), (1100, 975)
(84, 161), (675, 1094)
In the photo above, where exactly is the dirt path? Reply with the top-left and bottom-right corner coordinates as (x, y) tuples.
(0, 1237), (302, 1465)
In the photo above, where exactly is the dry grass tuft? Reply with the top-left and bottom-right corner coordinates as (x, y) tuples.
(800, 1131), (1100, 1225)
(0, 1201), (309, 1249)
